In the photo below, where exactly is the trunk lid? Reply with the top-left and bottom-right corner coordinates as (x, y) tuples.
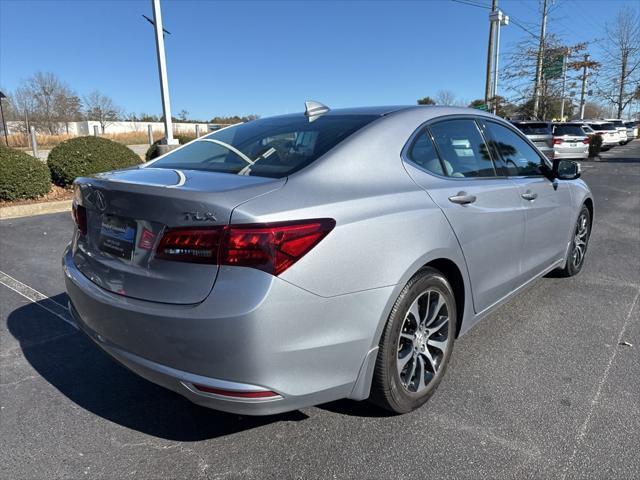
(72, 167), (285, 304)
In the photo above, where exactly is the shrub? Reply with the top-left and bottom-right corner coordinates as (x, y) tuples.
(588, 134), (602, 158)
(145, 134), (196, 161)
(0, 145), (52, 201)
(48, 136), (142, 187)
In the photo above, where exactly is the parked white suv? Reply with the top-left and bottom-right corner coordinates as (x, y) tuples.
(603, 119), (628, 144)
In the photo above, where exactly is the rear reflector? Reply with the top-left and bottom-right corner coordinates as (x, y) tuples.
(192, 384), (279, 398)
(155, 219), (335, 276)
(72, 202), (87, 235)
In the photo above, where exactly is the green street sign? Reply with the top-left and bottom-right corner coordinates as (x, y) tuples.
(473, 104), (489, 111)
(543, 50), (565, 80)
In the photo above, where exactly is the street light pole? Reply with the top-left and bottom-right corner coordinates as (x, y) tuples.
(559, 50), (569, 120)
(532, 0), (548, 119)
(151, 0), (177, 146)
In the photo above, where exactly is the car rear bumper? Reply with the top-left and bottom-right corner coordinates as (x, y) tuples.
(62, 245), (391, 414)
(554, 147), (589, 160)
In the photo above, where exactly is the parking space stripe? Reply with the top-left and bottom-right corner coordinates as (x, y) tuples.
(0, 271), (77, 330)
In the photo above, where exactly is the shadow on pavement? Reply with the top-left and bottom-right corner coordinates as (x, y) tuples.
(6, 294), (307, 441)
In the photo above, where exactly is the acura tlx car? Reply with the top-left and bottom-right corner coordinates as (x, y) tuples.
(64, 103), (593, 415)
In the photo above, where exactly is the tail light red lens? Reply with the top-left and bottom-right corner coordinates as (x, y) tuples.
(583, 138), (590, 144)
(155, 219), (335, 276)
(72, 202), (87, 235)
(553, 138), (563, 145)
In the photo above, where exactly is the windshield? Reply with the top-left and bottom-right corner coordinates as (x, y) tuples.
(149, 114), (379, 178)
(553, 125), (585, 136)
(512, 123), (551, 135)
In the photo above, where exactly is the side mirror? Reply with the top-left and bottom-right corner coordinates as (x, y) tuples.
(552, 158), (581, 180)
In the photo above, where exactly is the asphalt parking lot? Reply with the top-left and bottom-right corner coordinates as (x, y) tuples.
(1, 141), (639, 479)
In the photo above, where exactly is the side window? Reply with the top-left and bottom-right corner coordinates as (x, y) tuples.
(483, 121), (545, 176)
(408, 130), (445, 176)
(429, 119), (497, 178)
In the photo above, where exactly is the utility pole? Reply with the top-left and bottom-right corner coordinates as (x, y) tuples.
(490, 9), (509, 115)
(578, 54), (589, 120)
(532, 0), (548, 119)
(151, 0), (177, 147)
(484, 0), (498, 108)
(559, 50), (569, 120)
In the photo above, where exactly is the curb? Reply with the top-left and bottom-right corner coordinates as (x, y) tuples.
(0, 200), (72, 220)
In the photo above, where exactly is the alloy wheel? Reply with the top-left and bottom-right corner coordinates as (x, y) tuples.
(397, 289), (451, 393)
(572, 212), (589, 269)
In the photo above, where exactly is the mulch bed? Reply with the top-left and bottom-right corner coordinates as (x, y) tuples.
(0, 185), (73, 208)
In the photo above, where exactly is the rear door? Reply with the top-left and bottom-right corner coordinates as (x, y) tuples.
(403, 117), (525, 314)
(482, 120), (573, 282)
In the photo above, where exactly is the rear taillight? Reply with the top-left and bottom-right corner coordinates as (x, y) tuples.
(553, 138), (563, 145)
(156, 227), (222, 264)
(72, 202), (87, 235)
(583, 138), (590, 144)
(155, 219), (335, 276)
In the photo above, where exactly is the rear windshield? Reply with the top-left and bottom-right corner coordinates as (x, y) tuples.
(512, 123), (551, 135)
(589, 123), (615, 131)
(553, 125), (585, 136)
(610, 120), (624, 127)
(149, 114), (378, 178)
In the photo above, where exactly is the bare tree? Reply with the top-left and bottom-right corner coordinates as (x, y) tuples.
(582, 102), (608, 119)
(10, 72), (80, 134)
(83, 91), (123, 133)
(177, 109), (189, 122)
(595, 7), (640, 118)
(435, 90), (457, 106)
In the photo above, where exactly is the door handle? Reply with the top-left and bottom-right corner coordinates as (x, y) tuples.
(448, 192), (476, 205)
(521, 190), (538, 201)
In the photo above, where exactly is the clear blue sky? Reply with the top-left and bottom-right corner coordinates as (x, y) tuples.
(0, 0), (636, 119)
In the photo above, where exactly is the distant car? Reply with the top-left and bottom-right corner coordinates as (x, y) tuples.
(586, 121), (619, 150)
(624, 120), (638, 140)
(552, 123), (589, 160)
(63, 104), (593, 415)
(580, 123), (597, 138)
(510, 121), (554, 159)
(603, 119), (628, 144)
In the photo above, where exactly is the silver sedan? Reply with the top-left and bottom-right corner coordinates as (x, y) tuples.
(64, 104), (593, 415)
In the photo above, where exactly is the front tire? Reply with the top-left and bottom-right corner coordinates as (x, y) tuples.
(370, 267), (456, 414)
(557, 205), (591, 277)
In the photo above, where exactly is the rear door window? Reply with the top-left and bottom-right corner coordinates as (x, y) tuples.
(484, 121), (546, 177)
(429, 119), (497, 178)
(512, 123), (552, 135)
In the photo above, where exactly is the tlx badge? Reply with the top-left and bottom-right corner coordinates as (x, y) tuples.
(183, 211), (217, 222)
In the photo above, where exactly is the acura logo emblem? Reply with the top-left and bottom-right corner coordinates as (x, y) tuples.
(93, 190), (107, 212)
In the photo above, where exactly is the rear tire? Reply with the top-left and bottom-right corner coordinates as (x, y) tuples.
(370, 267), (456, 414)
(557, 205), (591, 277)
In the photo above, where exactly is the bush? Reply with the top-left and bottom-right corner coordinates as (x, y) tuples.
(588, 134), (602, 158)
(0, 145), (51, 201)
(145, 134), (196, 161)
(48, 136), (142, 187)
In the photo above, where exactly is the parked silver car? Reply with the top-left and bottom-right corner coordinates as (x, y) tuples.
(624, 120), (638, 140)
(64, 105), (593, 415)
(510, 121), (554, 159)
(552, 123), (589, 160)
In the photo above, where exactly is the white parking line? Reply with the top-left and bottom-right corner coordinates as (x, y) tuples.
(0, 271), (77, 330)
